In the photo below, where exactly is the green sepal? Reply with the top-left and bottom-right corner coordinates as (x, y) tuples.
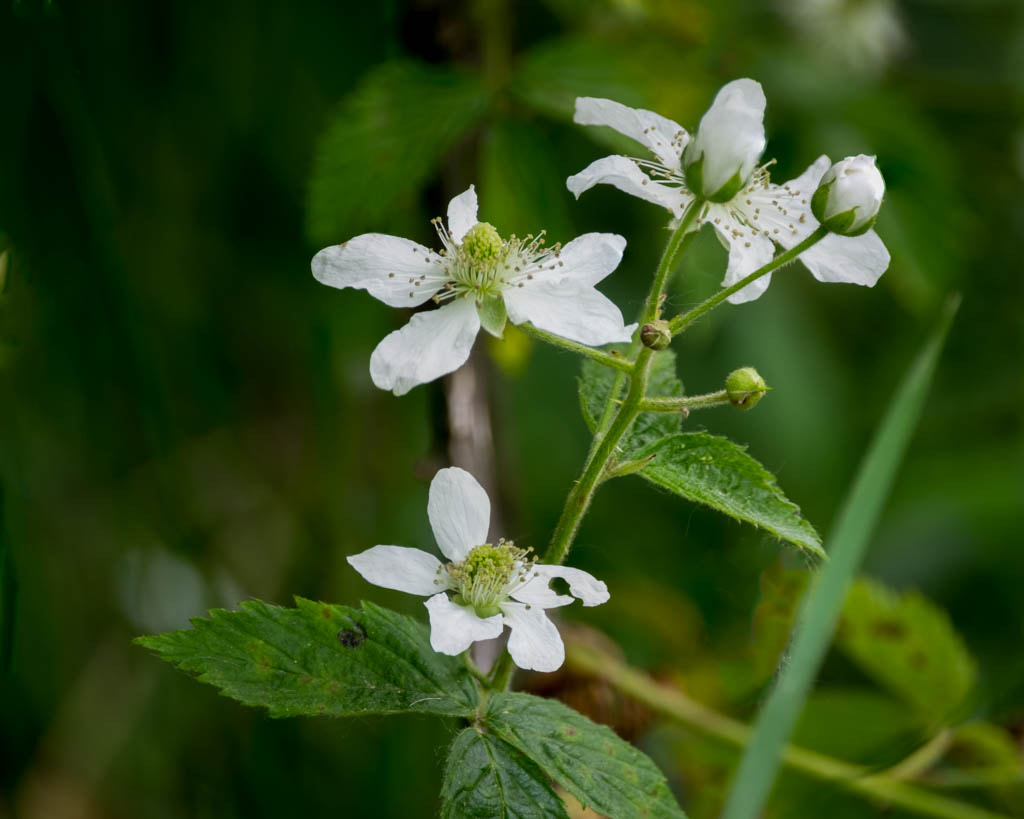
(478, 295), (508, 338)
(135, 598), (480, 718)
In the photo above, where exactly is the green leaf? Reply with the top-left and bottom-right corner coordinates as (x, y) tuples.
(579, 347), (683, 456)
(485, 692), (687, 818)
(306, 60), (490, 244)
(441, 728), (569, 819)
(634, 433), (824, 558)
(136, 598), (478, 718)
(837, 578), (976, 723)
(720, 296), (960, 819)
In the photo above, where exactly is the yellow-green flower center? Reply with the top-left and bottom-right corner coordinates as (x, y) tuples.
(448, 539), (533, 618)
(461, 222), (503, 264)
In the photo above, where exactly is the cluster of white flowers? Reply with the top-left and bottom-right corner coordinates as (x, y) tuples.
(314, 78), (890, 672)
(568, 79), (889, 303)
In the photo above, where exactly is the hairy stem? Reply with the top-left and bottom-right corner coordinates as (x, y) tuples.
(638, 390), (731, 412)
(516, 323), (634, 373)
(566, 644), (1009, 819)
(669, 226), (829, 335)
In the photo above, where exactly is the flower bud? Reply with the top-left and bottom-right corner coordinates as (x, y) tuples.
(683, 79), (767, 202)
(726, 366), (768, 410)
(640, 320), (672, 351)
(811, 155), (885, 236)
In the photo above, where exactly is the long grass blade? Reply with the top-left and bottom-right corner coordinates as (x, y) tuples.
(721, 294), (962, 819)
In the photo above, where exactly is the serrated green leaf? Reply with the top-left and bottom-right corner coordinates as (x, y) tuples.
(136, 598), (478, 718)
(634, 433), (823, 558)
(579, 348), (683, 456)
(306, 60), (490, 243)
(441, 728), (569, 819)
(485, 692), (686, 819)
(837, 578), (976, 723)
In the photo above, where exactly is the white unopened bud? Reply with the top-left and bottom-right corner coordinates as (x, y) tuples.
(811, 155), (885, 236)
(683, 79), (767, 202)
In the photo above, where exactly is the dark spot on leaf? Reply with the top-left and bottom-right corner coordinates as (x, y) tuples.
(300, 675), (313, 685)
(565, 727), (577, 737)
(328, 682), (340, 694)
(338, 624), (367, 648)
(910, 650), (928, 669)
(317, 704), (326, 713)
(322, 608), (332, 619)
(872, 619), (906, 639)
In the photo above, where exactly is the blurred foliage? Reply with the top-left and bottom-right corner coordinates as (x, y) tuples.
(1, 0), (1022, 817)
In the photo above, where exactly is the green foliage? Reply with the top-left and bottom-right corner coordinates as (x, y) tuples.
(580, 348), (684, 454)
(136, 599), (478, 718)
(485, 691), (687, 818)
(837, 578), (977, 724)
(635, 434), (824, 558)
(441, 728), (569, 819)
(307, 60), (490, 243)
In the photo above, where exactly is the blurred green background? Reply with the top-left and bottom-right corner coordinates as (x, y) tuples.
(1, 0), (1022, 816)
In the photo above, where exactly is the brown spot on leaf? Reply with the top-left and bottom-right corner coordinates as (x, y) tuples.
(910, 650), (928, 669)
(872, 619), (906, 639)
(322, 608), (332, 619)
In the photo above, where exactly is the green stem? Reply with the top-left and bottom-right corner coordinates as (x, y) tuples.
(566, 644), (1009, 819)
(638, 390), (730, 413)
(516, 323), (633, 373)
(669, 226), (829, 335)
(486, 205), (702, 692)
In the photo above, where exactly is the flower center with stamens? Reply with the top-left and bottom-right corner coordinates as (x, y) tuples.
(448, 539), (533, 618)
(462, 222), (503, 264)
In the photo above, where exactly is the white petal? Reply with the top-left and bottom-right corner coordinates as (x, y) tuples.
(691, 78), (766, 196)
(574, 97), (688, 170)
(799, 229), (890, 286)
(509, 573), (573, 609)
(567, 155), (688, 216)
(312, 235), (447, 308)
(425, 593), (503, 655)
(427, 466), (491, 562)
(504, 279), (637, 346)
(369, 298), (480, 396)
(447, 185), (479, 244)
(500, 602), (565, 672)
(547, 233), (626, 287)
(536, 565), (609, 607)
(704, 207), (776, 304)
(347, 546), (449, 596)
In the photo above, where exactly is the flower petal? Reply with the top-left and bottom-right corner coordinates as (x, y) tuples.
(500, 602), (565, 672)
(312, 234), (447, 307)
(447, 185), (479, 244)
(425, 593), (503, 655)
(545, 233), (626, 287)
(538, 565), (610, 607)
(369, 298), (480, 396)
(567, 155), (688, 216)
(574, 97), (688, 170)
(347, 546), (449, 596)
(427, 466), (491, 562)
(690, 78), (767, 196)
(799, 229), (890, 286)
(504, 279), (636, 347)
(704, 206), (776, 304)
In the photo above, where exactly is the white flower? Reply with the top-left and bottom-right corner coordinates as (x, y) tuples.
(347, 467), (609, 672)
(811, 154), (885, 235)
(567, 80), (890, 304)
(312, 186), (636, 395)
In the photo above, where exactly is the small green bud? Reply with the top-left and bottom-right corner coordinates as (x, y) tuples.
(640, 320), (672, 350)
(726, 366), (768, 410)
(462, 222), (503, 263)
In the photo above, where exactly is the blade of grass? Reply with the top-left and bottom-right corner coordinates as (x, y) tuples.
(721, 294), (962, 819)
